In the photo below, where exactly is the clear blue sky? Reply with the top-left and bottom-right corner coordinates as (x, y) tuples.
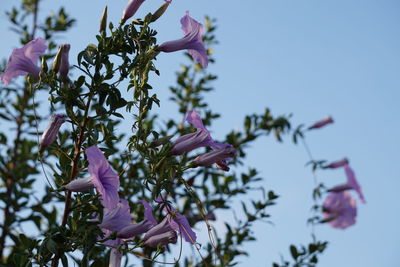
(1, 0), (399, 266)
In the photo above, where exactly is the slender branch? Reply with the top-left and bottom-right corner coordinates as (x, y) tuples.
(51, 94), (93, 267)
(31, 0), (39, 39)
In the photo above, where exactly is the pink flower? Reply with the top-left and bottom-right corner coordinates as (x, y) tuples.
(329, 164), (366, 203)
(308, 116), (334, 130)
(0, 38), (47, 85)
(322, 191), (357, 229)
(324, 157), (349, 169)
(158, 11), (208, 68)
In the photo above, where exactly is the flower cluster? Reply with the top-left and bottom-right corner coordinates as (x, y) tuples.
(64, 146), (199, 266)
(308, 117), (366, 229)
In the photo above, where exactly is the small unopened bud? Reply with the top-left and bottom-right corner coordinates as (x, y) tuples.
(150, 1), (170, 22)
(40, 114), (67, 151)
(99, 6), (108, 35)
(41, 57), (48, 73)
(52, 46), (63, 73)
(59, 44), (70, 78)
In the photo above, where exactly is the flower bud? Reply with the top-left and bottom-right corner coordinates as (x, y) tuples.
(99, 6), (108, 35)
(121, 0), (145, 24)
(150, 1), (170, 23)
(59, 44), (70, 78)
(64, 177), (94, 192)
(40, 114), (67, 151)
(52, 46), (63, 73)
(308, 116), (334, 130)
(193, 144), (236, 168)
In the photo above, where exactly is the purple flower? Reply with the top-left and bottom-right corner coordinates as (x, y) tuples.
(169, 213), (197, 244)
(109, 248), (122, 267)
(328, 164), (366, 203)
(171, 110), (213, 155)
(99, 199), (131, 231)
(121, 0), (145, 24)
(59, 44), (70, 78)
(322, 191), (357, 229)
(40, 114), (67, 150)
(194, 143), (236, 171)
(158, 11), (208, 68)
(1, 38), (47, 85)
(144, 230), (177, 248)
(86, 146), (120, 209)
(308, 116), (334, 130)
(143, 208), (197, 245)
(323, 157), (349, 169)
(117, 200), (157, 238)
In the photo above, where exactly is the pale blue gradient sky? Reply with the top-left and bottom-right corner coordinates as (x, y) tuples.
(1, 1), (399, 266)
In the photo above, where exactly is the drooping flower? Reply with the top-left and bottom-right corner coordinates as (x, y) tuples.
(0, 37), (47, 85)
(308, 116), (334, 130)
(40, 114), (67, 151)
(99, 199), (131, 267)
(171, 110), (214, 155)
(117, 200), (158, 238)
(322, 191), (357, 229)
(86, 146), (120, 209)
(59, 44), (70, 78)
(143, 202), (197, 245)
(121, 0), (145, 24)
(144, 230), (177, 248)
(99, 199), (131, 231)
(194, 143), (236, 171)
(158, 11), (208, 68)
(329, 164), (366, 203)
(323, 157), (349, 169)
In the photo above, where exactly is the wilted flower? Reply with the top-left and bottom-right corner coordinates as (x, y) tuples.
(308, 116), (334, 130)
(171, 110), (213, 155)
(323, 157), (349, 169)
(117, 200), (158, 238)
(194, 143), (236, 171)
(322, 191), (357, 229)
(329, 164), (366, 203)
(158, 11), (208, 68)
(0, 37), (47, 85)
(144, 230), (177, 248)
(40, 114), (67, 150)
(59, 44), (70, 78)
(86, 146), (120, 209)
(121, 0), (145, 24)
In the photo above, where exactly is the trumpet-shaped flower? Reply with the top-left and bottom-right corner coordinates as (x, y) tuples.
(328, 164), (366, 203)
(194, 143), (236, 171)
(324, 157), (349, 169)
(99, 199), (131, 231)
(86, 146), (120, 209)
(109, 248), (122, 267)
(322, 191), (357, 229)
(1, 37), (47, 85)
(171, 110), (213, 155)
(40, 114), (67, 150)
(158, 11), (208, 68)
(308, 116), (334, 130)
(117, 200), (158, 238)
(121, 0), (145, 24)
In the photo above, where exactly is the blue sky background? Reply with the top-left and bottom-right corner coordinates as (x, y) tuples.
(1, 0), (400, 266)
